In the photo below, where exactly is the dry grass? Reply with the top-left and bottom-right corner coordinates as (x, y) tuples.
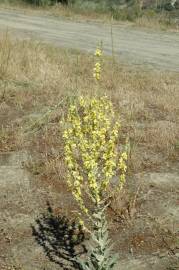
(0, 1), (178, 31)
(0, 32), (178, 179)
(135, 14), (179, 31)
(0, 32), (179, 270)
(0, 1), (110, 22)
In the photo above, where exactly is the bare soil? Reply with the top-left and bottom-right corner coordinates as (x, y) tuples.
(0, 150), (178, 269)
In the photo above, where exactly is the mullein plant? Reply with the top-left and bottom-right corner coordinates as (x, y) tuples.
(63, 46), (128, 270)
(93, 45), (102, 81)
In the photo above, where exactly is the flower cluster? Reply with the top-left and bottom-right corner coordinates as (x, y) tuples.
(95, 48), (102, 57)
(63, 96), (128, 218)
(93, 46), (102, 80)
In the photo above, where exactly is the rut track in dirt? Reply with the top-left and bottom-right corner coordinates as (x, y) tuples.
(0, 9), (179, 71)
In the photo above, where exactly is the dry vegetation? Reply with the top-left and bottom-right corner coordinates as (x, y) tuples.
(0, 33), (179, 269)
(0, 1), (178, 31)
(0, 33), (178, 171)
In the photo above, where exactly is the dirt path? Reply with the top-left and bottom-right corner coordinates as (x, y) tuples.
(0, 9), (179, 71)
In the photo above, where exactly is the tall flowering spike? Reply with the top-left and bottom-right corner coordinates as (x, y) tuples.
(93, 45), (103, 81)
(63, 47), (128, 270)
(95, 47), (102, 57)
(63, 96), (128, 212)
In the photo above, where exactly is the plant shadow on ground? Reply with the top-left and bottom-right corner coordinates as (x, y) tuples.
(31, 201), (87, 270)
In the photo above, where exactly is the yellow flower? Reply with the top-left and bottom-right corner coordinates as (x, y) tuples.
(78, 218), (84, 227)
(120, 174), (125, 182)
(74, 180), (80, 187)
(93, 72), (100, 80)
(79, 96), (85, 107)
(63, 95), (127, 225)
(63, 130), (69, 139)
(121, 152), (128, 160)
(93, 45), (102, 81)
(95, 48), (102, 57)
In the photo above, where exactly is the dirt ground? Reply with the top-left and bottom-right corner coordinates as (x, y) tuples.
(0, 96), (178, 269)
(0, 18), (178, 269)
(0, 9), (179, 71)
(0, 151), (178, 269)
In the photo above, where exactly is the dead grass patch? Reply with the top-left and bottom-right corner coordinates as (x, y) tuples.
(0, 33), (178, 172)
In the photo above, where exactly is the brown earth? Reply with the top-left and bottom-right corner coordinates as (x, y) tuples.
(0, 150), (178, 269)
